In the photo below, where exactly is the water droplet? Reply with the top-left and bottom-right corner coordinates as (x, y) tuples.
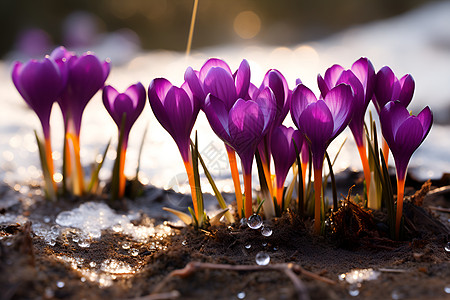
(245, 244), (251, 249)
(80, 277), (86, 283)
(255, 251), (270, 265)
(445, 285), (450, 294)
(348, 283), (360, 296)
(261, 226), (272, 237)
(262, 242), (267, 247)
(237, 291), (246, 299)
(444, 242), (450, 252)
(273, 246), (278, 251)
(78, 240), (90, 248)
(43, 216), (51, 223)
(240, 218), (247, 227)
(56, 281), (65, 288)
(391, 289), (404, 300)
(182, 240), (187, 246)
(247, 214), (263, 230)
(122, 242), (130, 249)
(131, 248), (139, 256)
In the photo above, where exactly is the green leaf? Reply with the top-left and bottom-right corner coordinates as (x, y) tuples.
(209, 208), (230, 226)
(110, 113), (127, 202)
(88, 139), (111, 194)
(255, 149), (275, 218)
(34, 131), (56, 201)
(163, 207), (192, 225)
(135, 122), (149, 179)
(191, 132), (204, 227)
(292, 140), (304, 216)
(325, 151), (337, 211)
(192, 140), (235, 224)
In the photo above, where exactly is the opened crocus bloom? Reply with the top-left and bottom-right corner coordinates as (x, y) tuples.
(204, 88), (275, 217)
(318, 58), (375, 207)
(103, 83), (146, 198)
(379, 100), (432, 238)
(373, 66), (415, 163)
(51, 46), (110, 196)
(148, 78), (201, 217)
(185, 58), (251, 214)
(12, 55), (67, 197)
(291, 84), (354, 233)
(270, 125), (303, 209)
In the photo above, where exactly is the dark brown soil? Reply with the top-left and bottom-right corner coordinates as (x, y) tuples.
(0, 173), (449, 300)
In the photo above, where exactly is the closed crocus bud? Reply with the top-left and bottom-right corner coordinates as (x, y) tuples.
(270, 125), (304, 207)
(148, 77), (201, 218)
(380, 100), (432, 238)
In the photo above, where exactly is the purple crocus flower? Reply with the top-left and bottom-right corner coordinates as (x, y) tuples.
(184, 58), (250, 107)
(103, 82), (146, 199)
(204, 87), (276, 217)
(373, 66), (414, 114)
(379, 100), (432, 238)
(103, 83), (146, 145)
(12, 55), (67, 196)
(291, 83), (354, 233)
(185, 58), (251, 216)
(12, 56), (66, 140)
(270, 125), (303, 207)
(52, 47), (110, 136)
(148, 78), (201, 218)
(373, 66), (415, 165)
(317, 58), (375, 203)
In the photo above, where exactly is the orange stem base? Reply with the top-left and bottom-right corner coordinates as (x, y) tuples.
(226, 149), (243, 215)
(396, 178), (405, 239)
(313, 168), (322, 234)
(184, 160), (199, 219)
(243, 173), (253, 218)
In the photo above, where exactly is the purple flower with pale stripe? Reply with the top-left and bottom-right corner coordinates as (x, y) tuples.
(379, 100), (432, 238)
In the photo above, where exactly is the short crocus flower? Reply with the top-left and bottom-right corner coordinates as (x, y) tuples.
(318, 58), (375, 206)
(12, 55), (67, 197)
(51, 46), (110, 195)
(373, 66), (415, 163)
(148, 78), (201, 217)
(291, 84), (354, 233)
(103, 82), (146, 198)
(204, 88), (275, 217)
(185, 58), (251, 213)
(379, 100), (432, 238)
(270, 125), (303, 208)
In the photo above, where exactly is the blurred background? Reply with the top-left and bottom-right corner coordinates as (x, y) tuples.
(0, 0), (441, 60)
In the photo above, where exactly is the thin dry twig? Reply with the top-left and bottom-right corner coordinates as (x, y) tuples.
(152, 261), (335, 300)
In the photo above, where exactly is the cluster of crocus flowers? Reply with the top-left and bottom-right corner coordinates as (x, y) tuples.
(103, 83), (146, 199)
(12, 46), (110, 198)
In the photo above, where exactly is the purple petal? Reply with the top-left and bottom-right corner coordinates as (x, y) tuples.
(102, 85), (119, 119)
(351, 57), (375, 102)
(317, 74), (329, 99)
(203, 94), (232, 144)
(291, 84), (317, 129)
(392, 117), (424, 180)
(416, 106), (433, 140)
(184, 66), (205, 104)
(374, 66), (396, 112)
(323, 84), (353, 138)
(379, 100), (411, 150)
(234, 59), (251, 99)
(323, 64), (344, 90)
(199, 58), (231, 82)
(398, 74), (414, 107)
(148, 78), (174, 135)
(203, 67), (237, 110)
(253, 87), (276, 134)
(263, 69), (290, 126)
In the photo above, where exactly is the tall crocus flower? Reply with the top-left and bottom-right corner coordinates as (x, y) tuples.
(12, 56), (67, 197)
(252, 69), (292, 198)
(291, 84), (354, 233)
(270, 125), (303, 208)
(103, 83), (146, 198)
(379, 101), (432, 238)
(204, 88), (275, 217)
(318, 58), (375, 205)
(185, 58), (251, 213)
(51, 46), (110, 195)
(148, 78), (201, 217)
(373, 66), (415, 164)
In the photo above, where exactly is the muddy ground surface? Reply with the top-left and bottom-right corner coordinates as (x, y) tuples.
(0, 172), (449, 300)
